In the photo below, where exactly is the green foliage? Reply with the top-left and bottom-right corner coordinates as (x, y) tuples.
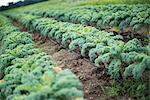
(106, 86), (120, 97)
(81, 43), (95, 57)
(0, 15), (84, 100)
(123, 55), (150, 79)
(69, 38), (85, 51)
(106, 79), (148, 99)
(95, 53), (112, 65)
(0, 44), (41, 76)
(83, 0), (150, 5)
(2, 32), (33, 49)
(1, 2), (149, 99)
(0, 26), (19, 41)
(6, 12), (150, 80)
(51, 69), (83, 99)
(123, 38), (144, 52)
(25, 4), (150, 33)
(89, 48), (97, 62)
(62, 32), (78, 47)
(121, 52), (138, 63)
(108, 59), (122, 79)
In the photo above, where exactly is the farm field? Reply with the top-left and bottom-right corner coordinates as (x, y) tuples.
(0, 0), (150, 100)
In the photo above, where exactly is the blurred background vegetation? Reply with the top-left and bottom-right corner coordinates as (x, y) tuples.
(78, 0), (150, 5)
(48, 0), (150, 4)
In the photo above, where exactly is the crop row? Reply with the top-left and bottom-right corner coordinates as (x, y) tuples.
(6, 13), (150, 80)
(0, 15), (84, 100)
(25, 4), (150, 34)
